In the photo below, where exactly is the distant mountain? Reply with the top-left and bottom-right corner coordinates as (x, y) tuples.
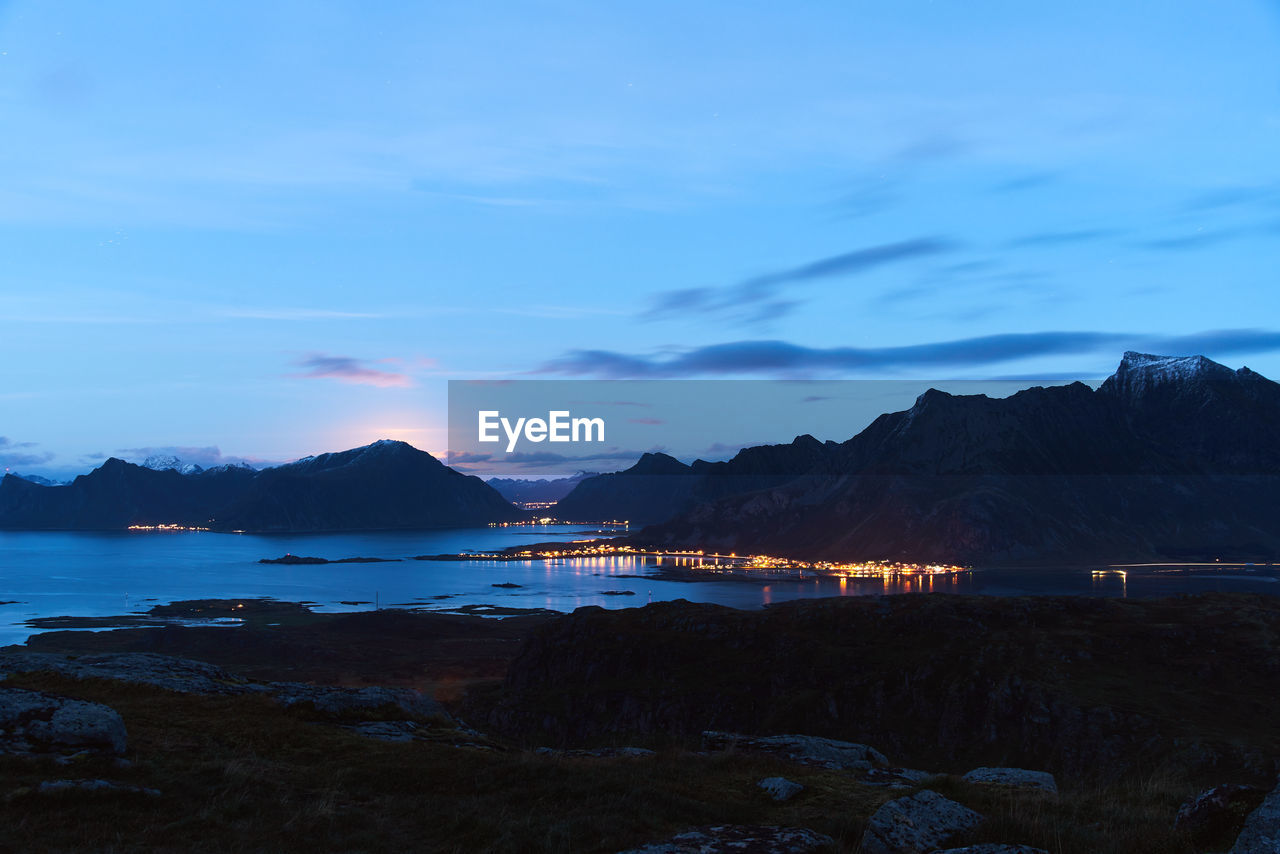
(598, 352), (1280, 564)
(141, 455), (206, 475)
(486, 472), (598, 506)
(7, 473), (65, 487)
(552, 453), (702, 524)
(552, 436), (842, 525)
(0, 440), (524, 532)
(212, 440), (522, 531)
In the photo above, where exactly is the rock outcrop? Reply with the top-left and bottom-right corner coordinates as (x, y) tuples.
(269, 683), (448, 720)
(962, 767), (1057, 794)
(1175, 784), (1265, 844)
(860, 790), (984, 854)
(702, 731), (888, 771)
(756, 777), (803, 802)
(0, 688), (127, 756)
(0, 651), (255, 695)
(1231, 780), (1280, 853)
(0, 650), (448, 722)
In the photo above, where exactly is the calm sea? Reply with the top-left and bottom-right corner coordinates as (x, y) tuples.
(1, 526), (1277, 645)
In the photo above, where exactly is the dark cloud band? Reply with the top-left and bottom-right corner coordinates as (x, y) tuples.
(539, 329), (1280, 378)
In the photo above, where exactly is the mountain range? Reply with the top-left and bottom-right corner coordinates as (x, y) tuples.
(6, 352), (1278, 562)
(555, 352), (1280, 563)
(0, 440), (522, 532)
(486, 472), (597, 506)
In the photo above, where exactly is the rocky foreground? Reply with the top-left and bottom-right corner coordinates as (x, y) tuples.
(3, 593), (1280, 852)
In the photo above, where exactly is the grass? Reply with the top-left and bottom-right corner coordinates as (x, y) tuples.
(0, 671), (1222, 853)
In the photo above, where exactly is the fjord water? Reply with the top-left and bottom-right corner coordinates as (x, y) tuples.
(0, 526), (1277, 645)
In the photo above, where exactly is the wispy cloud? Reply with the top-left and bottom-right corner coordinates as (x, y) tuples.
(0, 437), (55, 470)
(289, 354), (413, 388)
(1008, 228), (1122, 248)
(539, 328), (1280, 378)
(645, 237), (955, 324)
(1182, 184), (1280, 213)
(219, 307), (385, 321)
(991, 171), (1062, 193)
(1137, 226), (1256, 252)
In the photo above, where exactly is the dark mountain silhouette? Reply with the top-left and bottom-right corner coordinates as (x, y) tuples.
(551, 453), (703, 523)
(552, 437), (843, 524)
(558, 353), (1280, 563)
(0, 440), (523, 532)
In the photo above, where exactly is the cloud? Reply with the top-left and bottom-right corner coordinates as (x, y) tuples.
(0, 437), (55, 470)
(538, 328), (1280, 378)
(1149, 329), (1280, 357)
(644, 237), (955, 324)
(220, 307), (384, 321)
(1008, 228), (1122, 248)
(1183, 184), (1280, 212)
(991, 171), (1062, 193)
(289, 354), (412, 388)
(893, 134), (969, 164)
(737, 238), (956, 293)
(1137, 227), (1254, 252)
(830, 176), (903, 219)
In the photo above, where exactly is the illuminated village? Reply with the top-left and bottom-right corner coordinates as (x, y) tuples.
(452, 538), (966, 578)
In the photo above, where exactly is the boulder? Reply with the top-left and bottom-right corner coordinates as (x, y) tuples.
(0, 687), (127, 755)
(268, 683), (448, 721)
(701, 731), (887, 771)
(860, 790), (984, 854)
(1175, 784), (1264, 843)
(933, 847), (1048, 854)
(860, 767), (937, 788)
(0, 651), (252, 695)
(617, 825), (833, 853)
(757, 776), (803, 802)
(1230, 780), (1280, 853)
(962, 767), (1058, 794)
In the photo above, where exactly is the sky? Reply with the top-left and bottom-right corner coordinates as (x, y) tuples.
(2, 1), (1279, 478)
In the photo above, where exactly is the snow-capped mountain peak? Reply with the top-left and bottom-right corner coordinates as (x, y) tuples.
(1118, 351), (1226, 381)
(141, 455), (204, 475)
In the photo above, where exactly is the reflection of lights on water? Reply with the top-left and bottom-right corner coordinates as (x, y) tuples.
(1092, 568), (1128, 597)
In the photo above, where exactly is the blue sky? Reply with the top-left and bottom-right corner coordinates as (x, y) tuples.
(2, 1), (1279, 476)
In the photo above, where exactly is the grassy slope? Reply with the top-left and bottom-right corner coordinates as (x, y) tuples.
(6, 594), (1274, 852)
(1, 672), (1209, 854)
